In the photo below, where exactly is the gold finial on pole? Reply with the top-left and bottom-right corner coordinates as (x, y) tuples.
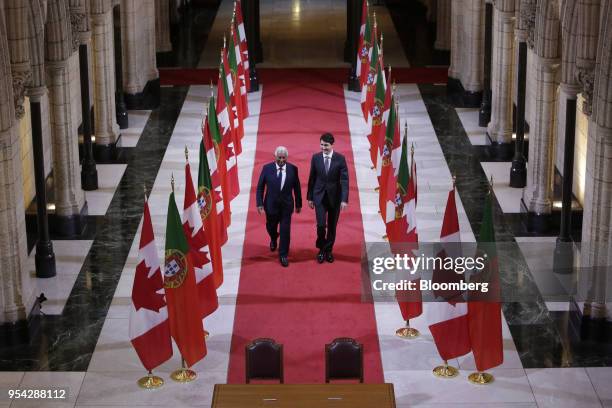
(380, 32), (384, 53)
(185, 146), (189, 162)
(210, 80), (214, 97)
(223, 35), (227, 49)
(388, 65), (392, 82)
(452, 175), (457, 188)
(411, 142), (415, 156)
(489, 175), (494, 194)
(404, 121), (408, 137)
(171, 173), (175, 193)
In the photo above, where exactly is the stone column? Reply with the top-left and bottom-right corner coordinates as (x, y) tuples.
(463, 0), (485, 94)
(91, 11), (120, 149)
(46, 59), (87, 234)
(155, 0), (172, 53)
(434, 0), (451, 50)
(522, 56), (560, 217)
(0, 5), (27, 324)
(486, 3), (515, 155)
(579, 0), (612, 321)
(448, 0), (462, 81)
(146, 0), (158, 83)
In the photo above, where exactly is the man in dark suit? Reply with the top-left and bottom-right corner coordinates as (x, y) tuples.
(307, 133), (349, 263)
(256, 146), (302, 267)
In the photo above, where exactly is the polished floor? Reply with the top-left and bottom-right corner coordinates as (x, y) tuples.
(3, 1), (611, 407)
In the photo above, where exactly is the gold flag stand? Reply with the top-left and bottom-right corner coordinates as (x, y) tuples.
(395, 320), (419, 339)
(432, 361), (459, 378)
(204, 330), (210, 340)
(171, 359), (197, 382)
(468, 371), (494, 385)
(137, 371), (164, 389)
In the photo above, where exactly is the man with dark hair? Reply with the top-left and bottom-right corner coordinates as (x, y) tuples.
(256, 146), (302, 267)
(307, 133), (349, 263)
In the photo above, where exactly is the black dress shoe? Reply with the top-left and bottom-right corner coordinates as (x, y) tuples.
(326, 252), (334, 263)
(317, 250), (325, 264)
(270, 240), (277, 251)
(280, 256), (289, 267)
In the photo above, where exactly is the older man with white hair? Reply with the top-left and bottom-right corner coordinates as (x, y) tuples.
(256, 146), (302, 267)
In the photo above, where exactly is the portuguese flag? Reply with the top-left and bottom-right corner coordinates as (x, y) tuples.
(467, 190), (503, 371)
(164, 191), (207, 367)
(368, 44), (386, 168)
(198, 139), (225, 288)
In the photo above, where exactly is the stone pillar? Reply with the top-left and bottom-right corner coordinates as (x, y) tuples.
(91, 11), (120, 149)
(121, 0), (159, 109)
(448, 0), (462, 81)
(486, 3), (515, 157)
(0, 4), (27, 325)
(463, 0), (485, 94)
(155, 0), (172, 53)
(46, 59), (87, 235)
(579, 0), (612, 321)
(580, 123), (612, 320)
(522, 56), (559, 217)
(434, 0), (451, 50)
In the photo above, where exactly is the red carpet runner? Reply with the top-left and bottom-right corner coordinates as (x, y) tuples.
(227, 69), (384, 383)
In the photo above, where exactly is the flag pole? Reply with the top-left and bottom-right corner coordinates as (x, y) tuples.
(395, 318), (419, 339)
(138, 370), (164, 389)
(171, 358), (197, 383)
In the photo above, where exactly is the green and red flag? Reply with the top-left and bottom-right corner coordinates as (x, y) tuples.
(467, 189), (503, 371)
(356, 0), (370, 90)
(163, 190), (207, 367)
(367, 38), (386, 168)
(198, 137), (226, 288)
(183, 161), (219, 316)
(360, 19), (377, 121)
(378, 81), (400, 224)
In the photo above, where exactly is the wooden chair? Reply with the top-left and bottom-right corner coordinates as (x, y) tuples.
(325, 337), (364, 383)
(245, 338), (284, 383)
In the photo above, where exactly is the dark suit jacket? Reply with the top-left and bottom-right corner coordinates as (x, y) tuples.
(307, 152), (349, 206)
(256, 162), (302, 215)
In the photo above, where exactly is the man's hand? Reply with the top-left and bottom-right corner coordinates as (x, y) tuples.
(257, 206), (264, 214)
(296, 207), (302, 214)
(308, 200), (314, 209)
(340, 202), (348, 211)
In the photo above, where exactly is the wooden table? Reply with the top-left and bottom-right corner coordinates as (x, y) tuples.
(211, 383), (396, 408)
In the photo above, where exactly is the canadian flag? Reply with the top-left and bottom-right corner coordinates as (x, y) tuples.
(183, 161), (219, 319)
(427, 187), (471, 361)
(234, 0), (251, 91)
(129, 196), (173, 371)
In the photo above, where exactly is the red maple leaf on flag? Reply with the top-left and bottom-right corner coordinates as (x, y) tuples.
(191, 248), (211, 270)
(132, 261), (166, 312)
(224, 144), (235, 160)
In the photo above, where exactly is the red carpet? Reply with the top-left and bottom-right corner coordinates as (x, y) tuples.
(227, 69), (384, 384)
(159, 67), (447, 86)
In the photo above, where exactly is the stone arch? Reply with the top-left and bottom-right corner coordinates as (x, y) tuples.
(560, 0), (579, 85)
(593, 0), (612, 128)
(534, 0), (561, 59)
(44, 0), (72, 62)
